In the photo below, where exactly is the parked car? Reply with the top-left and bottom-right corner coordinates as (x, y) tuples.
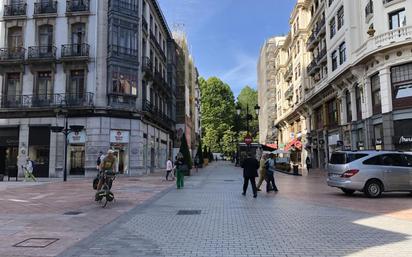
(327, 151), (412, 198)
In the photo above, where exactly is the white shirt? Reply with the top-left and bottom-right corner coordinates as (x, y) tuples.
(166, 160), (173, 171)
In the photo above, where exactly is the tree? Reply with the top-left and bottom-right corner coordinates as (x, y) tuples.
(179, 133), (192, 174)
(222, 130), (237, 156)
(196, 140), (204, 166)
(199, 77), (236, 152)
(236, 86), (259, 138)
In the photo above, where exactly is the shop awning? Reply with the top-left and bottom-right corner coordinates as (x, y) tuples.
(262, 144), (278, 151)
(284, 139), (302, 151)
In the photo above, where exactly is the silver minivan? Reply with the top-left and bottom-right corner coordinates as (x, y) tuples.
(327, 151), (412, 198)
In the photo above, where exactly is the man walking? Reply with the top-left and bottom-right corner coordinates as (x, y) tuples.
(241, 152), (259, 198)
(257, 154), (268, 191)
(265, 154), (278, 192)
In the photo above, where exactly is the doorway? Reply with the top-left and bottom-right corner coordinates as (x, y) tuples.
(69, 145), (85, 175)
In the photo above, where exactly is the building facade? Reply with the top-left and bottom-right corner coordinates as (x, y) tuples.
(0, 0), (179, 178)
(259, 0), (412, 171)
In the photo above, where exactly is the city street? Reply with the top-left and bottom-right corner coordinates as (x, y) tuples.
(53, 162), (412, 257)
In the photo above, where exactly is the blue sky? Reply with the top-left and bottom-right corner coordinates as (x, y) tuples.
(158, 0), (296, 96)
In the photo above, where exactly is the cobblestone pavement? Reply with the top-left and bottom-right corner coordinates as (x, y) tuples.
(59, 162), (412, 257)
(0, 172), (174, 257)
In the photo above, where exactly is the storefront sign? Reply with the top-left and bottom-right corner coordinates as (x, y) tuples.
(110, 130), (129, 144)
(357, 141), (365, 150)
(68, 131), (86, 144)
(397, 136), (412, 145)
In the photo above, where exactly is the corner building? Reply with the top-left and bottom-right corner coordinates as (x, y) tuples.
(0, 0), (177, 178)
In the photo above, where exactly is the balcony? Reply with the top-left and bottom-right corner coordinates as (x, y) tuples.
(34, 1), (57, 16)
(28, 46), (57, 62)
(110, 0), (138, 16)
(0, 47), (26, 63)
(284, 65), (293, 82)
(306, 33), (318, 51)
(142, 57), (153, 76)
(365, 0), (373, 19)
(142, 16), (148, 33)
(284, 87), (293, 100)
(61, 44), (90, 61)
(109, 45), (138, 57)
(0, 93), (94, 109)
(150, 32), (166, 61)
(143, 99), (173, 126)
(66, 0), (90, 14)
(108, 94), (137, 109)
(354, 26), (412, 60)
(3, 3), (27, 18)
(316, 48), (327, 64)
(315, 17), (326, 36)
(307, 59), (319, 76)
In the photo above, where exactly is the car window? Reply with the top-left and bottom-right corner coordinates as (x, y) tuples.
(330, 153), (367, 164)
(347, 154), (368, 163)
(363, 154), (407, 166)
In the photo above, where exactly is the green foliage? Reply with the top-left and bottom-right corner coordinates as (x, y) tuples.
(179, 133), (193, 169)
(222, 129), (237, 156)
(196, 140), (204, 165)
(199, 77), (236, 152)
(236, 86), (259, 137)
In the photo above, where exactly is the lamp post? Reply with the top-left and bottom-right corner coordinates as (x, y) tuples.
(236, 103), (260, 139)
(50, 110), (84, 182)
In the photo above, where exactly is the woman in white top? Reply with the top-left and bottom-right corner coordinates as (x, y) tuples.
(166, 158), (173, 181)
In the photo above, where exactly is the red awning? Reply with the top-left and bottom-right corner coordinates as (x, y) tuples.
(284, 139), (302, 151)
(262, 144), (278, 151)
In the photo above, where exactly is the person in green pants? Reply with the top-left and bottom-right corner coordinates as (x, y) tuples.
(174, 152), (186, 189)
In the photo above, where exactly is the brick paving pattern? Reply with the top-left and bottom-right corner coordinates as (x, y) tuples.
(58, 162), (412, 257)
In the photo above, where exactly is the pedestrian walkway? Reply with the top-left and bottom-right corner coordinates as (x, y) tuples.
(59, 162), (412, 257)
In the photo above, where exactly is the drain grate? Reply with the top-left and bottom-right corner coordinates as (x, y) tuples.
(177, 210), (201, 215)
(64, 211), (82, 216)
(14, 238), (59, 248)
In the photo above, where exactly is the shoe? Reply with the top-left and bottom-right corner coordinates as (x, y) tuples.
(253, 194), (257, 198)
(257, 188), (262, 191)
(242, 192), (246, 196)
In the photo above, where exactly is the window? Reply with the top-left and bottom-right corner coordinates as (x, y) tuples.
(363, 154), (407, 167)
(329, 17), (336, 38)
(339, 42), (346, 65)
(315, 106), (323, 129)
(5, 73), (21, 99)
(355, 85), (362, 120)
(346, 90), (352, 123)
(8, 27), (22, 50)
(330, 153), (368, 164)
(111, 66), (138, 96)
(391, 62), (412, 109)
(389, 9), (406, 30)
(373, 123), (383, 146)
(68, 70), (85, 96)
(110, 19), (138, 56)
(71, 23), (86, 45)
(327, 99), (339, 127)
(337, 6), (344, 30)
(331, 50), (338, 71)
(371, 73), (381, 114)
(35, 71), (53, 99)
(38, 25), (53, 55)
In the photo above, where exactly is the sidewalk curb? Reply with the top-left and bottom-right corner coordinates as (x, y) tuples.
(273, 168), (302, 176)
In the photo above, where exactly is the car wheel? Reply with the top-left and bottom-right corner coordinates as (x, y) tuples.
(364, 180), (383, 198)
(341, 188), (355, 196)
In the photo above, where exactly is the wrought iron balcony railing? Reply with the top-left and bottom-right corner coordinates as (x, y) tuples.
(0, 93), (94, 109)
(306, 59), (319, 75)
(61, 44), (90, 58)
(34, 1), (58, 15)
(4, 3), (27, 17)
(28, 46), (57, 60)
(0, 47), (26, 61)
(109, 45), (138, 57)
(66, 0), (90, 12)
(142, 57), (153, 73)
(316, 48), (327, 64)
(108, 94), (137, 109)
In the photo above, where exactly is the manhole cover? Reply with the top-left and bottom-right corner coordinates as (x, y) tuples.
(14, 238), (59, 248)
(177, 210), (201, 215)
(63, 211), (82, 216)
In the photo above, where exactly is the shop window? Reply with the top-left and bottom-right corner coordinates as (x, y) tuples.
(339, 42), (346, 65)
(331, 50), (338, 71)
(337, 6), (344, 30)
(389, 8), (406, 30)
(345, 90), (352, 123)
(329, 17), (336, 38)
(371, 73), (381, 114)
(111, 66), (137, 96)
(391, 62), (412, 109)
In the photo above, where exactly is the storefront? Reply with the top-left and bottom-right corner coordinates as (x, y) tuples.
(0, 128), (19, 178)
(327, 131), (341, 158)
(28, 127), (50, 177)
(68, 131), (86, 175)
(394, 119), (412, 151)
(110, 130), (130, 174)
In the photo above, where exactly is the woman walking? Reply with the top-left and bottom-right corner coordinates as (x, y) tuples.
(257, 154), (268, 191)
(174, 152), (186, 189)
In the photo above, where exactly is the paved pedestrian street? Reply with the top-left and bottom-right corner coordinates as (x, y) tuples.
(57, 162), (412, 257)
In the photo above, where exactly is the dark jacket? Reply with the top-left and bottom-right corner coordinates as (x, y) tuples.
(241, 157), (259, 178)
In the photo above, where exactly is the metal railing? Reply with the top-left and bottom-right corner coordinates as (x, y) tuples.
(0, 93), (94, 108)
(28, 46), (57, 59)
(142, 57), (153, 73)
(0, 47), (26, 61)
(109, 45), (138, 57)
(4, 3), (27, 16)
(306, 59), (318, 75)
(316, 48), (327, 63)
(108, 94), (137, 109)
(315, 17), (326, 36)
(34, 1), (58, 15)
(150, 32), (166, 60)
(143, 99), (172, 125)
(61, 44), (90, 58)
(66, 0), (90, 12)
(110, 0), (138, 15)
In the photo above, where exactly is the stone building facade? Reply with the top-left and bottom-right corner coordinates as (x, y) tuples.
(0, 0), (180, 178)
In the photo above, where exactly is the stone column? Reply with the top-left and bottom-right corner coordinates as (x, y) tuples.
(363, 77), (373, 118)
(17, 123), (29, 177)
(350, 86), (357, 122)
(379, 67), (393, 114)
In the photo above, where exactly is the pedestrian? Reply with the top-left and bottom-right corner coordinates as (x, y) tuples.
(306, 156), (311, 173)
(265, 154), (278, 192)
(96, 151), (104, 171)
(174, 152), (187, 189)
(166, 158), (173, 181)
(257, 154), (268, 191)
(194, 155), (199, 172)
(23, 157), (36, 182)
(241, 152), (259, 198)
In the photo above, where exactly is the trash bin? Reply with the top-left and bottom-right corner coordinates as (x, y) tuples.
(293, 165), (299, 175)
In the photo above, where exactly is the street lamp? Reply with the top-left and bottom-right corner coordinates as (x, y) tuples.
(235, 104), (260, 135)
(50, 110), (84, 182)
